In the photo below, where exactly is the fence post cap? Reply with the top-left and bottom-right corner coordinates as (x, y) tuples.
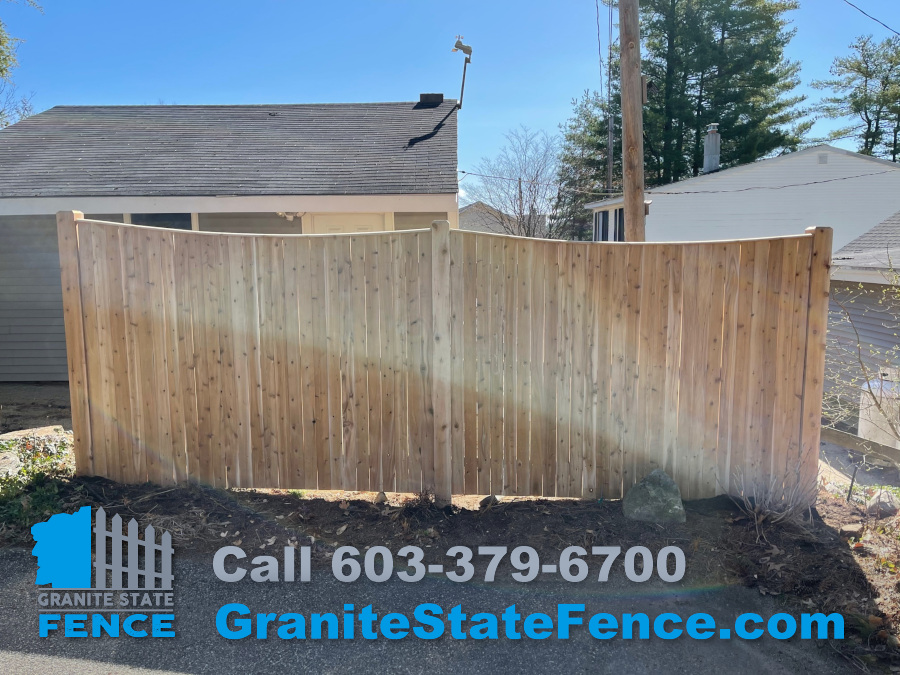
(56, 210), (84, 222)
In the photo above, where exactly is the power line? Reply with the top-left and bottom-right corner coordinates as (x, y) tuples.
(459, 168), (899, 201)
(648, 169), (897, 195)
(839, 0), (900, 37)
(458, 170), (622, 197)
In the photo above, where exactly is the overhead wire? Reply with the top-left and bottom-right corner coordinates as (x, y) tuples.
(458, 167), (898, 200)
(838, 0), (900, 37)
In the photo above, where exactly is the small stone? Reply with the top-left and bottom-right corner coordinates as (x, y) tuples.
(623, 469), (686, 523)
(374, 491), (387, 504)
(479, 494), (499, 509)
(840, 523), (865, 537)
(866, 492), (899, 518)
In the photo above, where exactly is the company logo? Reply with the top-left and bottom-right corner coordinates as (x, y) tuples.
(31, 507), (176, 638)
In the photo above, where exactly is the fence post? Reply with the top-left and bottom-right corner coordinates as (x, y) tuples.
(56, 210), (93, 476)
(431, 220), (453, 505)
(799, 226), (833, 497)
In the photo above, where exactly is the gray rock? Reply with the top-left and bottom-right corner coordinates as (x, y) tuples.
(866, 491), (899, 518)
(0, 450), (20, 476)
(623, 469), (686, 523)
(840, 523), (865, 537)
(479, 494), (500, 509)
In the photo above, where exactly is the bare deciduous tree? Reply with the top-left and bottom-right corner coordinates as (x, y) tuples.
(465, 126), (563, 238)
(0, 80), (33, 128)
(0, 0), (41, 128)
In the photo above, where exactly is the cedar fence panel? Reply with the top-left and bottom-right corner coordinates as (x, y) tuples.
(57, 212), (832, 503)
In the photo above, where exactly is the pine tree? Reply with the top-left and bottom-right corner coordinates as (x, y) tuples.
(555, 0), (808, 238)
(555, 90), (621, 241)
(813, 35), (900, 161)
(641, 0), (807, 182)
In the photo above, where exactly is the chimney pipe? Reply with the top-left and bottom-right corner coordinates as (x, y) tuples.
(419, 93), (444, 106)
(703, 123), (720, 174)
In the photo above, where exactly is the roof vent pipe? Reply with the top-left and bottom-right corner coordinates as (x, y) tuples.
(703, 123), (721, 174)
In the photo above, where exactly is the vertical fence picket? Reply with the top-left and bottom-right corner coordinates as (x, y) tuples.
(403, 233), (425, 492)
(542, 241), (560, 496)
(449, 230), (468, 495)
(56, 211), (92, 474)
(110, 513), (123, 590)
(308, 238), (330, 489)
(365, 235), (385, 492)
(501, 237), (517, 494)
(378, 234), (397, 492)
(800, 227), (833, 492)
(95, 507), (107, 589)
(569, 244), (588, 497)
(127, 518), (139, 589)
(514, 238), (533, 496)
(392, 234), (411, 492)
(283, 237), (305, 487)
(345, 236), (365, 491)
(474, 234), (492, 494)
(528, 241), (546, 497)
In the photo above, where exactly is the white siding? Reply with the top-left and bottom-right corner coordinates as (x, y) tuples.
(637, 147), (900, 250)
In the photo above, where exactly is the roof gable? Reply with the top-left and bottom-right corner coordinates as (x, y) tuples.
(585, 145), (900, 208)
(0, 102), (459, 198)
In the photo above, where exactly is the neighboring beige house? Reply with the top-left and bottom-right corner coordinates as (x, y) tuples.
(0, 96), (459, 381)
(459, 201), (507, 234)
(459, 201), (550, 237)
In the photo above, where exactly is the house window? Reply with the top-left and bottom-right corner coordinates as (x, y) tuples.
(130, 213), (192, 230)
(593, 209), (624, 242)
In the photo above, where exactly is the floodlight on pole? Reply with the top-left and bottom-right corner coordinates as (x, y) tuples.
(452, 36), (472, 110)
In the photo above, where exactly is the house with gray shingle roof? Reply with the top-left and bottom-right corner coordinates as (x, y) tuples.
(0, 96), (458, 381)
(832, 209), (900, 284)
(827, 209), (900, 447)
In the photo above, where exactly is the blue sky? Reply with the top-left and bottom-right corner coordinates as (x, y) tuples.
(3, 0), (897, 176)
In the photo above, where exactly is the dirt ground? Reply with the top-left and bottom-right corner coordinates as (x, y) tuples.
(1, 383), (899, 667)
(1, 441), (898, 667)
(0, 383), (71, 435)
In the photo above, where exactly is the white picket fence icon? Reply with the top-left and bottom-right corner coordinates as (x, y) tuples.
(93, 507), (174, 590)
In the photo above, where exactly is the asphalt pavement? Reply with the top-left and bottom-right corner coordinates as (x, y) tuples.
(0, 547), (849, 674)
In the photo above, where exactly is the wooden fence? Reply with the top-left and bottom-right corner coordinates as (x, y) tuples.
(57, 211), (832, 502)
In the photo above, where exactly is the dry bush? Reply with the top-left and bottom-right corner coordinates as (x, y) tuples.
(729, 467), (818, 542)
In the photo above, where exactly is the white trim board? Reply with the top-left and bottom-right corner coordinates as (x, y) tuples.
(0, 193), (459, 218)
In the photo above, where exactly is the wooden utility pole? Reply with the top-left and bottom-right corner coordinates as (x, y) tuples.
(619, 0), (646, 241)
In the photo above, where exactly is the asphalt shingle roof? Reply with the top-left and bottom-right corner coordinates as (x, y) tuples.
(0, 102), (458, 198)
(833, 209), (900, 270)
